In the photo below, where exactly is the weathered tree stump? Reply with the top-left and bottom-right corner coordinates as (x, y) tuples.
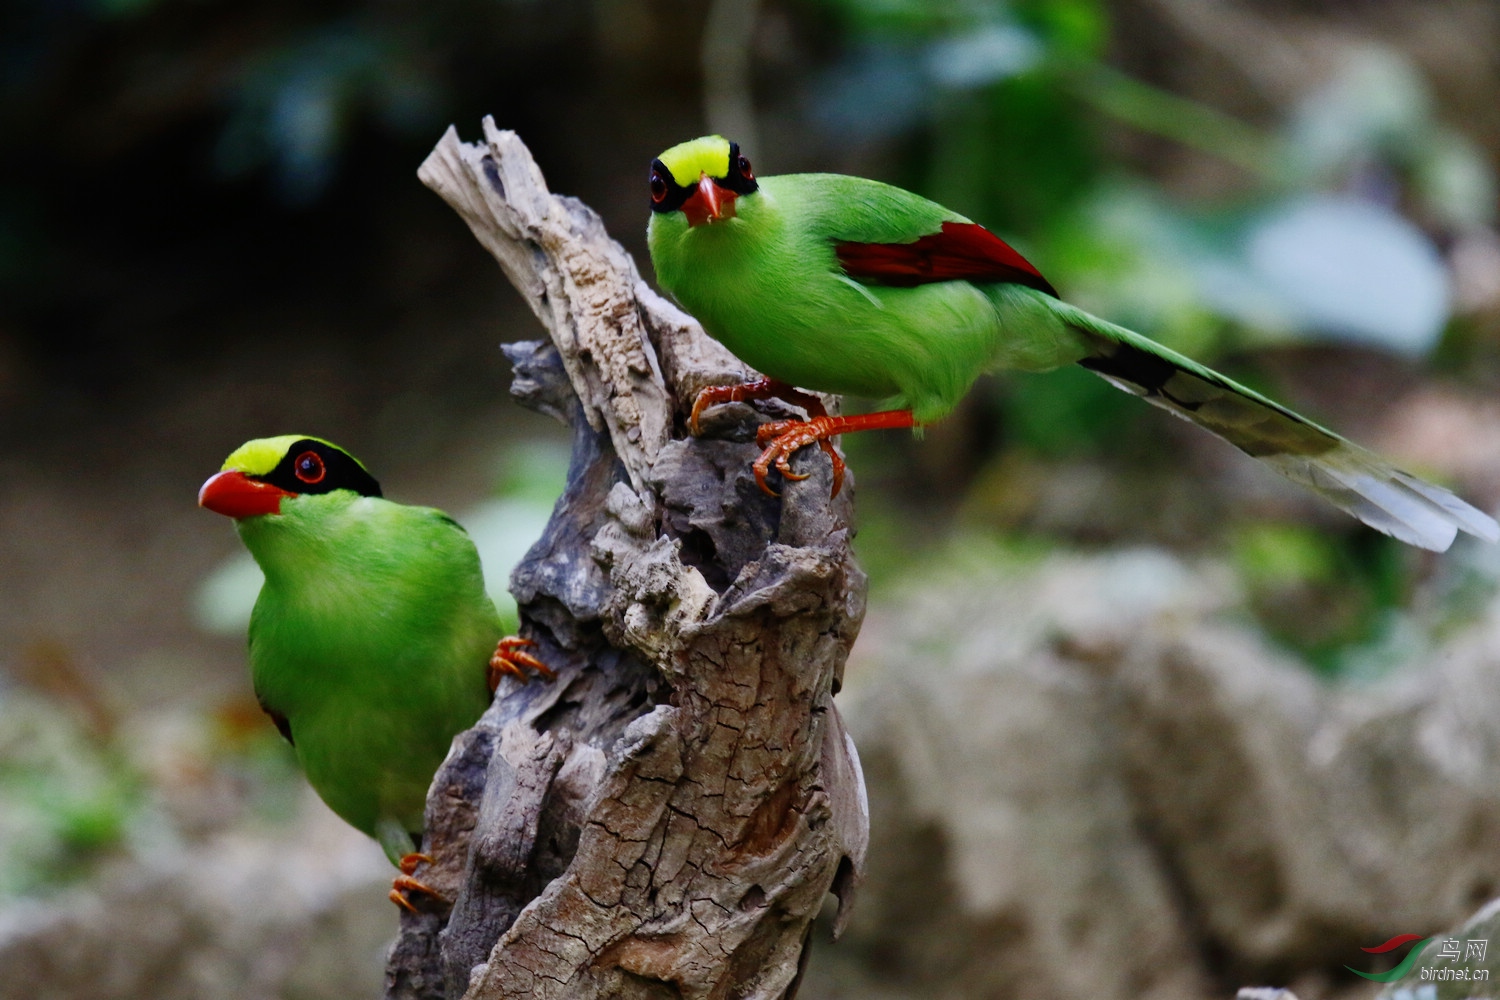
(384, 120), (868, 1000)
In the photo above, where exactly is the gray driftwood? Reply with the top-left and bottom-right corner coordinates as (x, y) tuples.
(384, 119), (869, 1000)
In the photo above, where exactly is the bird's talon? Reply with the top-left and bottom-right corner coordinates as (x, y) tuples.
(691, 380), (767, 436)
(390, 873), (448, 914)
(488, 636), (556, 692)
(503, 649), (554, 679)
(398, 852), (434, 876)
(688, 386), (721, 436)
(750, 418), (847, 494)
(752, 459), (780, 497)
(776, 452), (811, 481)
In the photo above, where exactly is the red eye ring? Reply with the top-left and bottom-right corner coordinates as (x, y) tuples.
(650, 170), (668, 203)
(293, 450), (326, 485)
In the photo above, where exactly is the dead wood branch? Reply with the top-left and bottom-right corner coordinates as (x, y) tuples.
(384, 119), (868, 1000)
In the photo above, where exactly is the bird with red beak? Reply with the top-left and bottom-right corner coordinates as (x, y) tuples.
(197, 434), (552, 913)
(643, 135), (1500, 550)
(647, 135), (756, 227)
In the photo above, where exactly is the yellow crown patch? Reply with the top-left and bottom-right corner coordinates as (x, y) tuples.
(657, 136), (732, 187)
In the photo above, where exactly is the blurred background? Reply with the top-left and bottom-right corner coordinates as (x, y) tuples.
(3, 0), (1500, 997)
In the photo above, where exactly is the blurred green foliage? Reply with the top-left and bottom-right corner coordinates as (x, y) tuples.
(0, 697), (142, 896)
(0, 676), (309, 901)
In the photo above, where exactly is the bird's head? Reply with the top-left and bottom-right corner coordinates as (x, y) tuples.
(198, 436), (382, 519)
(649, 136), (757, 227)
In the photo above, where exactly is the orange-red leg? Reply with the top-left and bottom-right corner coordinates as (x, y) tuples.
(689, 377), (828, 436)
(390, 853), (446, 914)
(488, 636), (555, 692)
(753, 410), (917, 498)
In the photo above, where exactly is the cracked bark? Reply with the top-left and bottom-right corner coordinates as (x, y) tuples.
(384, 120), (869, 1000)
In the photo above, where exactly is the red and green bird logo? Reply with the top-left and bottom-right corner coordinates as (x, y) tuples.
(1348, 934), (1433, 982)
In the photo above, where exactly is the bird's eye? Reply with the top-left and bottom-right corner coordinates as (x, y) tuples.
(737, 155), (753, 180)
(294, 450), (326, 485)
(650, 169), (668, 204)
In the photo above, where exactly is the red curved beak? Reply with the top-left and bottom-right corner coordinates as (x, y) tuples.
(198, 470), (294, 519)
(683, 172), (737, 227)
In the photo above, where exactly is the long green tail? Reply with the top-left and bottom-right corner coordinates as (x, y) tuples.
(1057, 304), (1498, 552)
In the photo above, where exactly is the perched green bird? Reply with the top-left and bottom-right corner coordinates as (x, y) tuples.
(647, 136), (1498, 552)
(198, 435), (549, 910)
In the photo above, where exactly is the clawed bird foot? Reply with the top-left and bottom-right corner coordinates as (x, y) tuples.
(690, 379), (846, 496)
(753, 418), (847, 498)
(690, 380), (918, 499)
(487, 636), (555, 692)
(688, 377), (828, 436)
(749, 410), (919, 498)
(390, 852), (447, 915)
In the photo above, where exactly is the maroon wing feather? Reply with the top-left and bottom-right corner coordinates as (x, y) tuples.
(835, 221), (1057, 297)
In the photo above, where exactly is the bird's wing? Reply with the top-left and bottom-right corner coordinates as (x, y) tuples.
(774, 173), (1056, 296)
(1057, 300), (1499, 552)
(767, 173), (1056, 295)
(836, 220), (1058, 296)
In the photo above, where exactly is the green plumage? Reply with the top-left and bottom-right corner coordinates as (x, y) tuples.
(648, 140), (1498, 552)
(205, 438), (497, 864)
(653, 173), (1011, 419)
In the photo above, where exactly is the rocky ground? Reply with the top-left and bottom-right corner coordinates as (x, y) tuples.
(7, 542), (1500, 999)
